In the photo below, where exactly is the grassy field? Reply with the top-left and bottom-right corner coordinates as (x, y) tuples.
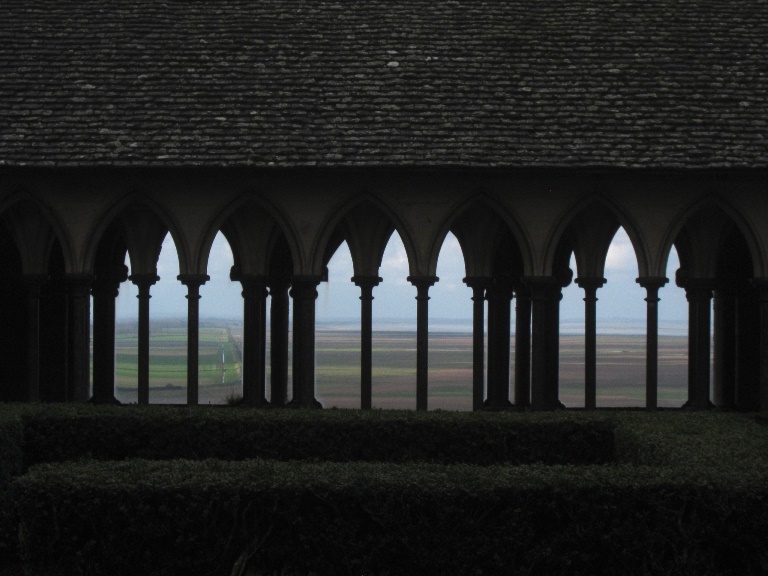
(114, 320), (243, 405)
(111, 320), (690, 409)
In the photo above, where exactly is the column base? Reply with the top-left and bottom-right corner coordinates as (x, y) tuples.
(530, 400), (566, 411)
(681, 399), (716, 411)
(88, 394), (122, 405)
(287, 398), (323, 409)
(232, 397), (271, 408)
(481, 399), (514, 411)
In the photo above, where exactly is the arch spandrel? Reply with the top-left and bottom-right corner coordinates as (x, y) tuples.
(0, 193), (73, 276)
(544, 195), (650, 279)
(311, 194), (407, 279)
(434, 194), (535, 280)
(195, 191), (303, 276)
(82, 193), (182, 278)
(661, 195), (766, 280)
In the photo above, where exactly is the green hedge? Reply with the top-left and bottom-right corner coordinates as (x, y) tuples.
(13, 458), (768, 576)
(0, 409), (24, 564)
(4, 407), (768, 575)
(19, 405), (617, 466)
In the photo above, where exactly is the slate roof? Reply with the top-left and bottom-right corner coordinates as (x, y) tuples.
(0, 0), (766, 169)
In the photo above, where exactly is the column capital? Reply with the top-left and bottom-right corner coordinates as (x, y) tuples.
(22, 273), (48, 287)
(92, 264), (128, 298)
(289, 275), (322, 300)
(97, 263), (129, 285)
(487, 277), (514, 300)
(463, 276), (493, 290)
(522, 276), (559, 299)
(407, 275), (438, 289)
(240, 275), (270, 300)
(268, 274), (292, 293)
(239, 273), (270, 286)
(351, 275), (383, 289)
(575, 277), (607, 290)
(129, 273), (160, 288)
(292, 274), (323, 286)
(555, 267), (574, 288)
(64, 273), (93, 296)
(751, 277), (768, 292)
(636, 276), (668, 290)
(177, 273), (210, 288)
(681, 278), (715, 302)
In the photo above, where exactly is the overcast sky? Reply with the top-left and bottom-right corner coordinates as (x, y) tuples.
(115, 227), (689, 331)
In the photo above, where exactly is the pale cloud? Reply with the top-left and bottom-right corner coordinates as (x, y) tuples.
(604, 229), (638, 274)
(381, 236), (410, 278)
(436, 233), (466, 278)
(156, 234), (179, 278)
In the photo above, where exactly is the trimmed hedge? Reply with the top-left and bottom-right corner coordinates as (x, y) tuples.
(0, 409), (24, 564)
(18, 405), (617, 466)
(3, 407), (768, 575)
(13, 458), (768, 576)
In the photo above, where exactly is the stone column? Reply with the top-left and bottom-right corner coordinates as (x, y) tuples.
(269, 277), (291, 406)
(91, 265), (127, 404)
(65, 274), (92, 402)
(130, 273), (158, 405)
(241, 275), (270, 407)
(735, 284), (760, 410)
(681, 278), (714, 409)
(636, 277), (668, 410)
(712, 284), (736, 409)
(514, 282), (532, 409)
(546, 283), (566, 409)
(464, 277), (491, 411)
(575, 277), (606, 410)
(23, 274), (47, 402)
(753, 279), (768, 411)
(525, 277), (559, 410)
(408, 276), (437, 411)
(178, 274), (209, 405)
(353, 275), (382, 410)
(289, 276), (322, 408)
(485, 278), (513, 410)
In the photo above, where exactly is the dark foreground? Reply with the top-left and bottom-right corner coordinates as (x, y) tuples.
(2, 405), (767, 575)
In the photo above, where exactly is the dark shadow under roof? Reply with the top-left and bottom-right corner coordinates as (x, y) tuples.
(1, 0), (766, 169)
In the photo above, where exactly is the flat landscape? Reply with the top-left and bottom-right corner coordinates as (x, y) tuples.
(113, 320), (690, 409)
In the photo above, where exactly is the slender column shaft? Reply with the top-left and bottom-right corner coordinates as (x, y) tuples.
(546, 287), (564, 408)
(269, 278), (290, 406)
(464, 277), (490, 411)
(682, 280), (714, 409)
(514, 284), (531, 408)
(408, 276), (437, 411)
(130, 274), (158, 405)
(485, 279), (513, 409)
(637, 277), (667, 411)
(91, 278), (122, 404)
(472, 286), (485, 411)
(23, 275), (46, 403)
(65, 274), (92, 402)
(353, 276), (381, 410)
(576, 278), (606, 410)
(289, 276), (322, 408)
(525, 277), (556, 410)
(179, 274), (209, 405)
(713, 287), (736, 409)
(735, 287), (760, 409)
(754, 279), (768, 411)
(241, 276), (269, 407)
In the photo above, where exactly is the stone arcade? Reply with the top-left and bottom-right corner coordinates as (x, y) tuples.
(1, 1), (766, 410)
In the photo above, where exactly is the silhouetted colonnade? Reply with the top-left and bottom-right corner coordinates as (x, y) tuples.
(1, 168), (767, 411)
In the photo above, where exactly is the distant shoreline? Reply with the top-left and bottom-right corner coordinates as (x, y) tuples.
(114, 316), (688, 337)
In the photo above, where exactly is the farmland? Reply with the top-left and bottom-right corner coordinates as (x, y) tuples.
(112, 320), (690, 409)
